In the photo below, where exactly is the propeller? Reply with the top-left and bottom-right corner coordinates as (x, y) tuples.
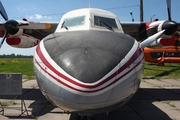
(166, 0), (171, 21)
(0, 1), (8, 48)
(0, 19), (32, 48)
(157, 0), (178, 37)
(0, 1), (51, 48)
(0, 1), (24, 48)
(141, 0), (178, 48)
(0, 1), (8, 21)
(0, 31), (7, 48)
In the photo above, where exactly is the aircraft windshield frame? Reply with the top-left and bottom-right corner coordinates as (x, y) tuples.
(94, 15), (118, 29)
(63, 15), (85, 27)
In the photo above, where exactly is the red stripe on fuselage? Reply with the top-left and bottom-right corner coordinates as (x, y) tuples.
(35, 43), (143, 92)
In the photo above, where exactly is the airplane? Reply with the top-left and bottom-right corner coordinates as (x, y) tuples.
(134, 8), (180, 66)
(143, 19), (180, 66)
(0, 0), (179, 119)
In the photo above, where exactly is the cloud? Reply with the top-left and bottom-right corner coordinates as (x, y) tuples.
(17, 7), (27, 11)
(28, 14), (52, 20)
(34, 14), (43, 19)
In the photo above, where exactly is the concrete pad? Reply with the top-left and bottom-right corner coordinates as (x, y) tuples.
(153, 102), (180, 120)
(146, 79), (180, 88)
(0, 115), (8, 120)
(22, 80), (38, 89)
(163, 79), (180, 86)
(0, 79), (179, 120)
(170, 101), (180, 110)
(140, 80), (155, 88)
(146, 79), (176, 87)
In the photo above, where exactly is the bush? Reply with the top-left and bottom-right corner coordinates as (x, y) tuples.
(11, 59), (19, 64)
(0, 60), (7, 65)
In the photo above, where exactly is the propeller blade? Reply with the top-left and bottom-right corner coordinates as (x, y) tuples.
(166, 0), (172, 21)
(140, 30), (165, 49)
(0, 1), (8, 21)
(0, 32), (8, 48)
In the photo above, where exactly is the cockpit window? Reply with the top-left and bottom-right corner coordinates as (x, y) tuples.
(94, 16), (118, 28)
(64, 16), (85, 27)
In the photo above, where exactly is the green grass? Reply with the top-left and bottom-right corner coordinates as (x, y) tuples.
(1, 58), (180, 80)
(0, 58), (34, 79)
(144, 62), (180, 79)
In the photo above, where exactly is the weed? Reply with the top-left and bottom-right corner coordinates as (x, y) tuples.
(34, 116), (39, 120)
(31, 85), (37, 89)
(166, 101), (176, 108)
(11, 99), (17, 105)
(11, 59), (19, 64)
(0, 60), (7, 65)
(0, 102), (9, 107)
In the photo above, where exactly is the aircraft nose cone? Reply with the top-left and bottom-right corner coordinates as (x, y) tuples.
(43, 31), (135, 83)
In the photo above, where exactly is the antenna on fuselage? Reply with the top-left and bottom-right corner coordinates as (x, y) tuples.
(89, 2), (91, 8)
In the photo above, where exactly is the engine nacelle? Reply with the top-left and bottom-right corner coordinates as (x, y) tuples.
(148, 37), (176, 48)
(158, 20), (177, 36)
(10, 28), (23, 37)
(146, 20), (178, 48)
(6, 35), (40, 48)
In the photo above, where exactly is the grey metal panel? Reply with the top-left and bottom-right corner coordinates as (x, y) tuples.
(0, 73), (22, 95)
(43, 30), (135, 83)
(34, 66), (138, 113)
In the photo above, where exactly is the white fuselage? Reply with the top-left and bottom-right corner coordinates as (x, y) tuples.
(33, 8), (144, 114)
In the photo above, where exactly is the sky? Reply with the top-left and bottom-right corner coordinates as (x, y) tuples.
(0, 0), (180, 55)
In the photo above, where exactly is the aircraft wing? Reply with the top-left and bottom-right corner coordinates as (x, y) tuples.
(121, 22), (147, 41)
(0, 21), (179, 42)
(0, 22), (58, 40)
(122, 22), (180, 42)
(22, 22), (58, 40)
(0, 22), (147, 41)
(24, 22), (180, 41)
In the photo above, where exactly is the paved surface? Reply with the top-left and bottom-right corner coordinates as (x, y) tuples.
(0, 78), (180, 120)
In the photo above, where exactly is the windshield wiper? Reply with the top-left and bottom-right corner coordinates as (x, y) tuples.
(99, 20), (114, 31)
(61, 21), (68, 30)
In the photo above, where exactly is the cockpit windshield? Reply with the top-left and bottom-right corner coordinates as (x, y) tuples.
(94, 16), (118, 29)
(63, 16), (85, 27)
